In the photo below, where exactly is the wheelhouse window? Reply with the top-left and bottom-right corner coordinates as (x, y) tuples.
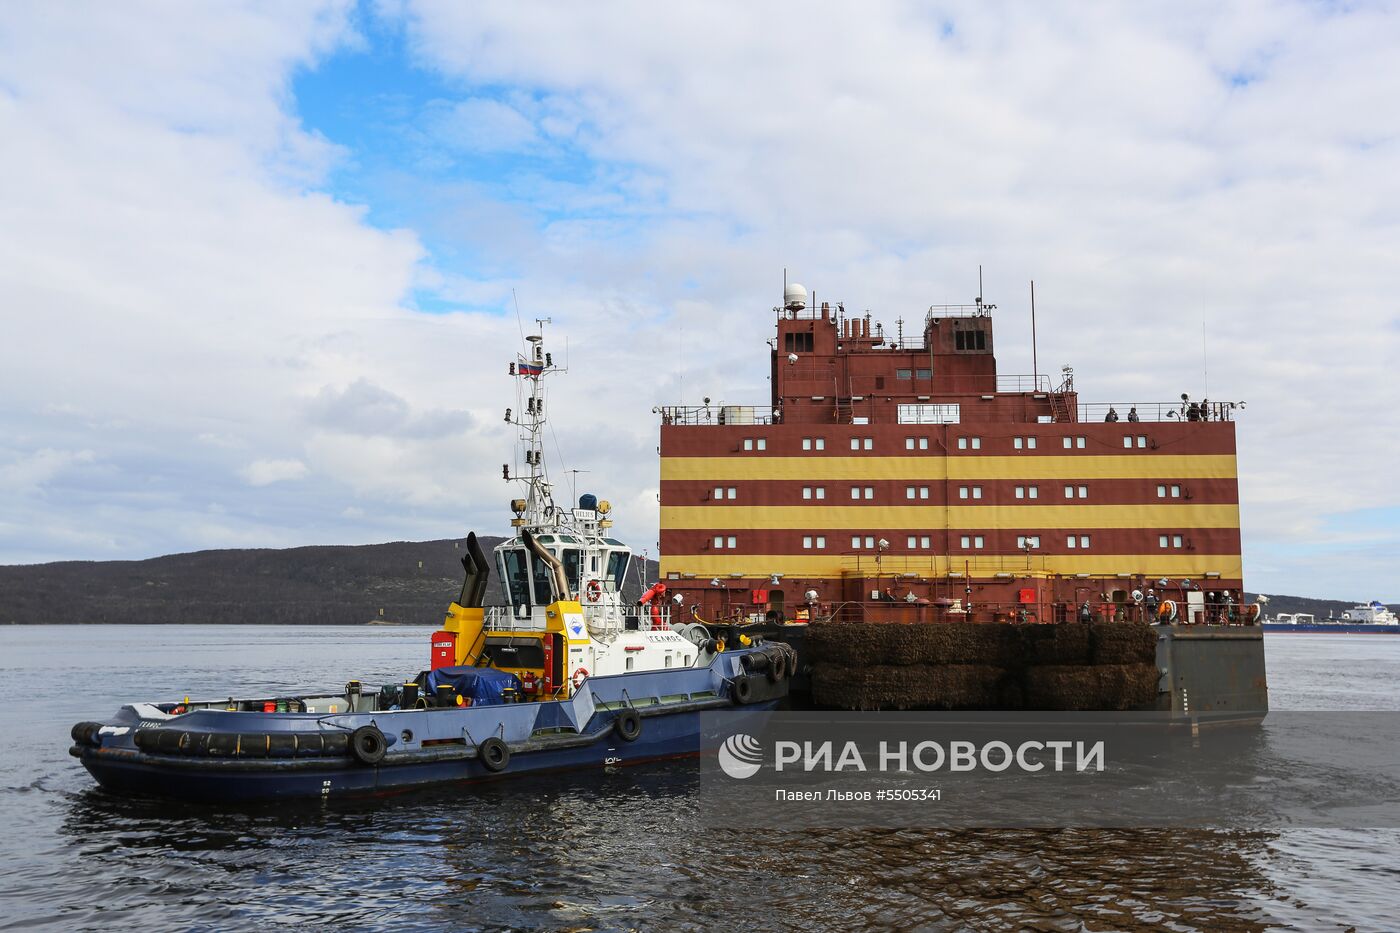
(531, 552), (554, 604)
(500, 549), (531, 606)
(603, 550), (629, 590)
(562, 549), (582, 595)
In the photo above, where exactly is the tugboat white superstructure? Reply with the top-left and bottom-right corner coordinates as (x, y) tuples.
(434, 324), (703, 695)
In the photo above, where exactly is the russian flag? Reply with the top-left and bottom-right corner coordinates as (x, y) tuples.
(518, 361), (543, 377)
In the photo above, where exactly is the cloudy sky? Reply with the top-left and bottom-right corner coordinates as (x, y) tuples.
(2, 1), (1397, 599)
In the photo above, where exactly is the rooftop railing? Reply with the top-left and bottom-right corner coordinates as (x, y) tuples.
(656, 405), (779, 426)
(1077, 401), (1240, 424)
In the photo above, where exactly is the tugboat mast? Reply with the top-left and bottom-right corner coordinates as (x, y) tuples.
(508, 322), (560, 531)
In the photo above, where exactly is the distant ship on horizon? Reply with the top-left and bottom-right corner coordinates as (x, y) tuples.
(1263, 600), (1399, 633)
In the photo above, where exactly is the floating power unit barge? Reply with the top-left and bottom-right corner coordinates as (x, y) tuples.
(656, 282), (1267, 721)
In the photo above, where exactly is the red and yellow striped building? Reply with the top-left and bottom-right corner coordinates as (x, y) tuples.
(658, 292), (1243, 624)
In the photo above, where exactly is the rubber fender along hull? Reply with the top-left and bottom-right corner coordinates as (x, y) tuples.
(73, 702), (778, 803)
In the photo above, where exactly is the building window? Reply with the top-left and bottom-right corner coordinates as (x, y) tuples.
(802, 438), (812, 450)
(853, 417), (869, 425)
(1014, 485), (1039, 499)
(757, 438), (766, 450)
(960, 536), (970, 548)
(958, 437), (968, 450)
(921, 536), (931, 548)
(919, 487), (929, 499)
(714, 487), (724, 500)
(1027, 437), (1037, 449)
(727, 487), (736, 499)
(865, 536), (874, 549)
(1159, 535), (1169, 548)
(816, 536), (825, 549)
(1157, 484), (1166, 498)
(816, 487), (825, 499)
(1173, 535), (1183, 548)
(1017, 536), (1041, 549)
(1080, 535), (1090, 548)
(959, 486), (968, 499)
(905, 437), (915, 450)
(1064, 485), (1087, 499)
(803, 536), (813, 549)
(803, 536), (826, 550)
(850, 438), (860, 450)
(1067, 535), (1076, 549)
(959, 486), (983, 499)
(743, 439), (753, 451)
(815, 438), (825, 450)
(864, 487), (874, 499)
(713, 536), (725, 549)
(1063, 437), (1072, 449)
(972, 437), (982, 449)
(1077, 437), (1086, 449)
(1015, 486), (1025, 499)
(1123, 436), (1133, 449)
(916, 368), (932, 379)
(851, 486), (861, 500)
(896, 368), (912, 380)
(973, 486), (982, 499)
(899, 404), (960, 425)
(974, 536), (984, 548)
(906, 486), (916, 500)
(802, 487), (813, 500)
(1137, 436), (1147, 448)
(1014, 437), (1023, 449)
(1077, 485), (1087, 498)
(852, 536), (861, 549)
(919, 437), (929, 450)
(863, 438), (873, 450)
(1171, 485), (1181, 497)
(1065, 485), (1075, 499)
(908, 536), (917, 548)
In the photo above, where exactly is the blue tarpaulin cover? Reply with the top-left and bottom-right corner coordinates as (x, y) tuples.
(424, 666), (520, 706)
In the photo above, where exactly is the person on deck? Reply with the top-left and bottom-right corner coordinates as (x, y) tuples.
(1078, 601), (1092, 623)
(1127, 406), (1140, 422)
(1144, 588), (1160, 622)
(1105, 406), (1119, 422)
(1186, 401), (1201, 421)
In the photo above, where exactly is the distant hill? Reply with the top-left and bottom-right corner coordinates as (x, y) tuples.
(0, 541), (1374, 625)
(0, 538), (659, 626)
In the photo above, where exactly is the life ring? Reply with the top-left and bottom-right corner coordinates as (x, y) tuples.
(614, 708), (642, 742)
(572, 667), (589, 690)
(586, 580), (603, 603)
(1157, 599), (1178, 623)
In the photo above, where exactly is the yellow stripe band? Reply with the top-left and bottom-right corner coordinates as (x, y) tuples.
(661, 454), (1238, 482)
(662, 504), (1240, 530)
(660, 554), (1244, 578)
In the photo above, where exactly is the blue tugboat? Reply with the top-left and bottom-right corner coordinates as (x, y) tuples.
(70, 325), (794, 801)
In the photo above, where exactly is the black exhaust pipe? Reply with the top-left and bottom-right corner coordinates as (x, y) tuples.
(467, 532), (490, 607)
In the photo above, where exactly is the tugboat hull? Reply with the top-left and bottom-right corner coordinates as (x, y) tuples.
(70, 648), (790, 803)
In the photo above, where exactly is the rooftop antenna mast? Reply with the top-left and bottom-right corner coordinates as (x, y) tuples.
(1202, 318), (1209, 397)
(1030, 280), (1039, 386)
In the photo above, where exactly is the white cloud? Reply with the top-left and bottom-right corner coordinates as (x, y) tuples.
(2, 1), (1398, 600)
(390, 0), (1400, 598)
(241, 458), (310, 486)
